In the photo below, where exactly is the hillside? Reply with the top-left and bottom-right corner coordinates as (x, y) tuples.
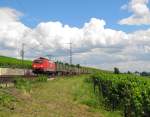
(0, 56), (32, 69)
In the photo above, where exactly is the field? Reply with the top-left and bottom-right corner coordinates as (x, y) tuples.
(1, 69), (149, 117)
(0, 75), (121, 117)
(0, 56), (32, 69)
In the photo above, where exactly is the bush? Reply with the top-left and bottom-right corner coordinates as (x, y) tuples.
(14, 77), (32, 92)
(114, 67), (120, 74)
(36, 75), (48, 82)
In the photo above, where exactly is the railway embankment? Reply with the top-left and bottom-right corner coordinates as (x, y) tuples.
(0, 68), (33, 76)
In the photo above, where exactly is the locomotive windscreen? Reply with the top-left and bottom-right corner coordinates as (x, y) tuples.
(33, 60), (42, 63)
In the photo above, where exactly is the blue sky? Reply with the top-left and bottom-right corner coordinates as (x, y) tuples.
(1, 0), (149, 32)
(1, 0), (150, 71)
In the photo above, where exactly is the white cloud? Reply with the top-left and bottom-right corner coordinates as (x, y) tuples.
(1, 7), (150, 71)
(119, 0), (150, 25)
(0, 7), (22, 22)
(0, 7), (30, 57)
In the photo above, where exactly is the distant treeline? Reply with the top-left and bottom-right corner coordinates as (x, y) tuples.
(113, 67), (150, 77)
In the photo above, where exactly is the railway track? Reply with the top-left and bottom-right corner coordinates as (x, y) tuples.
(0, 75), (37, 84)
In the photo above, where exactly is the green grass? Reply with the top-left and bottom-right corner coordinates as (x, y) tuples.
(0, 56), (32, 69)
(0, 75), (122, 117)
(35, 75), (48, 82)
(0, 90), (16, 109)
(14, 77), (32, 93)
(71, 75), (122, 117)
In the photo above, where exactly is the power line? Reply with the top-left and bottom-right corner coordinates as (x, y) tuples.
(20, 40), (75, 64)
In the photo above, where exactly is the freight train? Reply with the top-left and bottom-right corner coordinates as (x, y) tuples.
(32, 57), (91, 75)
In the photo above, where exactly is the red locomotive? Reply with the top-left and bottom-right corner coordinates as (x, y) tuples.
(32, 57), (91, 75)
(32, 57), (56, 74)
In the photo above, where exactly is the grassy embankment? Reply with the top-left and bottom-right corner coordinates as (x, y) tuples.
(0, 56), (32, 69)
(0, 75), (121, 117)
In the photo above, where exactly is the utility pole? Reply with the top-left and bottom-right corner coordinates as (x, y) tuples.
(69, 41), (72, 65)
(46, 54), (53, 60)
(65, 41), (73, 74)
(21, 43), (25, 75)
(21, 43), (25, 63)
(65, 40), (72, 65)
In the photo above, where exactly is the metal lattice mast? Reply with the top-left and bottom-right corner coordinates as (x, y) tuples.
(69, 41), (72, 65)
(21, 43), (25, 75)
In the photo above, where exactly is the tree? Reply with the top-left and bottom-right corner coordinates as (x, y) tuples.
(114, 67), (120, 74)
(140, 71), (150, 76)
(127, 71), (131, 74)
(76, 64), (80, 68)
